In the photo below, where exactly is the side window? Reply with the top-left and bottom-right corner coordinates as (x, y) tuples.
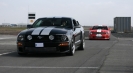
(76, 21), (80, 26)
(33, 19), (43, 27)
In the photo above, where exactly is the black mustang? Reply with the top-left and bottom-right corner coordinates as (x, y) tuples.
(17, 17), (85, 56)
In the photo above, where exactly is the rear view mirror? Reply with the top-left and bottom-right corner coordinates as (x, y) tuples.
(27, 25), (33, 28)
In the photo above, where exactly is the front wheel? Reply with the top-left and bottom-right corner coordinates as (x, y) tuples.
(78, 38), (85, 50)
(67, 38), (75, 56)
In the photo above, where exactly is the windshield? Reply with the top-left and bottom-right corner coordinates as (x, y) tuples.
(92, 26), (108, 30)
(32, 18), (72, 28)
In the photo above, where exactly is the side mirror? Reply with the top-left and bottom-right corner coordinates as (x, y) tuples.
(74, 26), (81, 28)
(27, 25), (33, 28)
(89, 28), (92, 30)
(73, 26), (80, 31)
(108, 28), (111, 30)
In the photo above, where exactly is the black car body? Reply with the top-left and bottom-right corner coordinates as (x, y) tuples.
(17, 17), (85, 55)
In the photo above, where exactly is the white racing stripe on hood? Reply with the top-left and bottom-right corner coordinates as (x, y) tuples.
(32, 28), (44, 35)
(97, 29), (101, 32)
(98, 25), (103, 26)
(41, 27), (55, 35)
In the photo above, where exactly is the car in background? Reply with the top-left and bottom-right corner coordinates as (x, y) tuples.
(89, 25), (110, 40)
(17, 17), (85, 56)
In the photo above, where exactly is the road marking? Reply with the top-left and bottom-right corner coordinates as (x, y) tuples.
(0, 38), (5, 39)
(0, 37), (16, 40)
(0, 51), (15, 56)
(0, 43), (16, 45)
(0, 38), (10, 40)
(0, 66), (99, 69)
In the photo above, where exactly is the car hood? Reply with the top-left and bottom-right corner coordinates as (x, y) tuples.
(20, 26), (69, 35)
(90, 29), (108, 32)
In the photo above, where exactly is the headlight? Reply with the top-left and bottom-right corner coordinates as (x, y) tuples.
(27, 35), (32, 40)
(49, 35), (54, 40)
(106, 31), (109, 34)
(61, 35), (67, 41)
(18, 35), (24, 41)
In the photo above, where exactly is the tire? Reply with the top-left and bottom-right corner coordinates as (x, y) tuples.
(67, 37), (75, 56)
(78, 38), (85, 50)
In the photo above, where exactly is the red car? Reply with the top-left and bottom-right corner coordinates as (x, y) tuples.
(89, 25), (111, 40)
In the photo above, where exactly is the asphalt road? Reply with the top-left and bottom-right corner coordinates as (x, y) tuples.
(0, 34), (133, 73)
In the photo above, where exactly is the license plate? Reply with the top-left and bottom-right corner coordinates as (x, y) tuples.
(96, 34), (102, 37)
(35, 43), (44, 47)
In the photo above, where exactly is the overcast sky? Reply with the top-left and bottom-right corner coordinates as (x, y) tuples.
(0, 0), (133, 26)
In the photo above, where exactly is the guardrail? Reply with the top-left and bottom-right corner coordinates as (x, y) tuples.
(0, 25), (27, 27)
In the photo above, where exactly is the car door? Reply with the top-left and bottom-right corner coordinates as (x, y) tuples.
(72, 19), (81, 46)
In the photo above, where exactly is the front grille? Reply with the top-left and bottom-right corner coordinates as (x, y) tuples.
(25, 42), (59, 47)
(25, 35), (62, 42)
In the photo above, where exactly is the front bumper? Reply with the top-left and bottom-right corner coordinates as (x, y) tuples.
(17, 41), (70, 53)
(89, 34), (110, 40)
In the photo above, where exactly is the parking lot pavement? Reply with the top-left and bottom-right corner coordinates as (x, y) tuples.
(0, 35), (17, 54)
(112, 33), (133, 38)
(99, 38), (133, 73)
(0, 33), (133, 73)
(0, 35), (17, 38)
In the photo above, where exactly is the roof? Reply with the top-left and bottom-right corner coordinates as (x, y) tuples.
(39, 17), (73, 19)
(94, 25), (107, 27)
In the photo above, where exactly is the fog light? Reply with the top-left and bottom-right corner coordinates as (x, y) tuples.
(59, 42), (69, 46)
(17, 42), (23, 46)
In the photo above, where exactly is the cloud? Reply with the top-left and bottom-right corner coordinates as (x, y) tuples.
(0, 2), (8, 7)
(92, 1), (115, 6)
(19, 6), (28, 11)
